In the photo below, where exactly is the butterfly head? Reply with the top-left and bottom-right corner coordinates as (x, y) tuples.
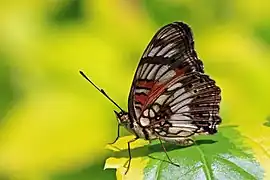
(114, 110), (130, 126)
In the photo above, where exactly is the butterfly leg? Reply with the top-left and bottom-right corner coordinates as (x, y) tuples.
(124, 136), (139, 174)
(108, 124), (120, 145)
(158, 138), (180, 167)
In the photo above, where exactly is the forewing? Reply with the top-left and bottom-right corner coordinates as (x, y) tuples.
(128, 22), (203, 120)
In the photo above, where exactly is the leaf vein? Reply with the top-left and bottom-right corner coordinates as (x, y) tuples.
(194, 143), (214, 180)
(216, 155), (258, 180)
(155, 160), (163, 180)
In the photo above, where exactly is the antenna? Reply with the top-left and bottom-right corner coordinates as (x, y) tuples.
(79, 71), (125, 112)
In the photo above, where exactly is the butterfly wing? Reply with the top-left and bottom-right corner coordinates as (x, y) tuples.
(128, 22), (202, 118)
(148, 72), (221, 142)
(128, 22), (221, 140)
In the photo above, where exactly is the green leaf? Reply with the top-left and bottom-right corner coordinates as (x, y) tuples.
(105, 126), (264, 180)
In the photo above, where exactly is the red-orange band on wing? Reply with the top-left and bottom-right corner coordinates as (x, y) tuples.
(135, 69), (186, 110)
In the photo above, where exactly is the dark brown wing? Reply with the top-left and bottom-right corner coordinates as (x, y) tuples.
(128, 22), (203, 119)
(147, 72), (221, 140)
(127, 22), (221, 138)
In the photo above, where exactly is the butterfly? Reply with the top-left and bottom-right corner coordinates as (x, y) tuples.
(80, 22), (221, 174)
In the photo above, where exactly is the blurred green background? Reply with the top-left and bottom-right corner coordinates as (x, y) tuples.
(0, 0), (270, 180)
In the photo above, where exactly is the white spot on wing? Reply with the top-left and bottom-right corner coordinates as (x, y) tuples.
(140, 117), (150, 126)
(177, 131), (194, 137)
(143, 44), (153, 58)
(176, 90), (192, 101)
(159, 28), (176, 39)
(159, 70), (176, 82)
(152, 104), (160, 113)
(168, 127), (181, 134)
(170, 97), (192, 112)
(148, 46), (161, 57)
(147, 64), (160, 80)
(155, 95), (168, 105)
(159, 131), (166, 136)
(164, 49), (178, 58)
(173, 88), (185, 98)
(134, 108), (141, 118)
(136, 65), (143, 78)
(135, 88), (149, 94)
(149, 109), (155, 117)
(140, 63), (148, 77)
(142, 64), (154, 79)
(169, 123), (197, 129)
(168, 82), (183, 91)
(155, 65), (169, 80)
(168, 127), (194, 135)
(176, 105), (190, 114)
(143, 109), (149, 117)
(170, 114), (191, 121)
(157, 43), (174, 56)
